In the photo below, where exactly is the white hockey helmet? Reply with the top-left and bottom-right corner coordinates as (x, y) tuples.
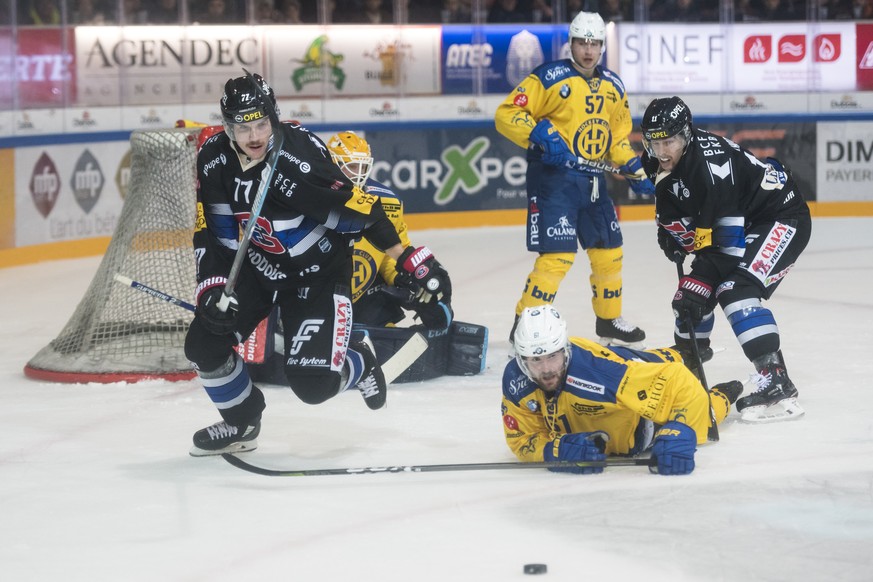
(568, 11), (606, 62)
(327, 131), (374, 188)
(514, 306), (571, 380)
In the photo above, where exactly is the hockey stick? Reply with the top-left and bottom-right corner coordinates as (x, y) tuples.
(113, 274), (428, 382)
(218, 69), (285, 312)
(676, 263), (719, 442)
(221, 453), (653, 477)
(382, 332), (427, 384)
(114, 274), (196, 312)
(575, 156), (625, 175)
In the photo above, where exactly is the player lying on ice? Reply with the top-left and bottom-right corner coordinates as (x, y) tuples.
(249, 131), (487, 385)
(501, 306), (743, 475)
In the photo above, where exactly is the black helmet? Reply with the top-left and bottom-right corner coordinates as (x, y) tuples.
(220, 73), (279, 126)
(640, 96), (692, 150)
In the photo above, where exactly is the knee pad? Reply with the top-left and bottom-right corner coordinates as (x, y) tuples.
(286, 368), (342, 405)
(184, 318), (237, 371)
(516, 252), (574, 314)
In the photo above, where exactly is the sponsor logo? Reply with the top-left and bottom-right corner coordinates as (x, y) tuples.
(503, 414), (519, 430)
(570, 403), (606, 415)
(278, 149), (312, 172)
(291, 34), (345, 92)
(566, 375), (606, 395)
(730, 96), (766, 111)
(546, 215), (576, 239)
(369, 101), (400, 118)
(744, 36), (771, 63)
(333, 297), (351, 352)
(507, 30), (545, 86)
(234, 110), (264, 123)
(30, 153), (61, 218)
(860, 42), (873, 69)
(829, 95), (860, 110)
(72, 111), (97, 127)
(445, 43), (493, 67)
(70, 150), (104, 214)
(246, 247), (287, 281)
(286, 356), (328, 366)
(364, 39), (412, 87)
(289, 319), (324, 355)
(202, 154), (225, 177)
(813, 34), (841, 62)
(457, 100), (484, 116)
(777, 35), (805, 63)
(825, 139), (873, 162)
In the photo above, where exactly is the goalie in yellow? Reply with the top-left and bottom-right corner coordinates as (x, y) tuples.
(502, 306), (742, 475)
(494, 11), (654, 347)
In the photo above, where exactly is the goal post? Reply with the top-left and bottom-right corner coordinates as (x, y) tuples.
(24, 127), (203, 383)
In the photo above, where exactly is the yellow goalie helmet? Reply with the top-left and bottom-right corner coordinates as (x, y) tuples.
(327, 131), (374, 188)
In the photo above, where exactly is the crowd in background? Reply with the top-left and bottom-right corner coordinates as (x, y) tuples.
(7, 0), (873, 26)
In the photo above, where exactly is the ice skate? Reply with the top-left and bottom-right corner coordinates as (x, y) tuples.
(596, 316), (646, 348)
(351, 336), (387, 410)
(190, 418), (261, 457)
(736, 352), (804, 423)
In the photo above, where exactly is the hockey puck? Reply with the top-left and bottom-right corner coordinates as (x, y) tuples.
(523, 564), (547, 575)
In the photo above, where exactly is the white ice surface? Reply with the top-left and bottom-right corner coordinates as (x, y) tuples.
(2, 218), (872, 582)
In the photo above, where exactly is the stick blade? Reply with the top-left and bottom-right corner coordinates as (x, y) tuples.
(382, 332), (428, 384)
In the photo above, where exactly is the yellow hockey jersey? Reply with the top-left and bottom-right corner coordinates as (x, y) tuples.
(352, 179), (412, 302)
(502, 338), (726, 461)
(494, 60), (638, 168)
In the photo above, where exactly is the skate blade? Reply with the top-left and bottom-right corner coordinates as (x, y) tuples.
(739, 398), (805, 424)
(189, 439), (259, 457)
(597, 336), (646, 350)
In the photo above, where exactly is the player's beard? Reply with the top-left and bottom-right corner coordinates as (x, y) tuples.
(535, 368), (565, 392)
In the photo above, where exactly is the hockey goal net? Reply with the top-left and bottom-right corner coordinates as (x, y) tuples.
(25, 127), (203, 383)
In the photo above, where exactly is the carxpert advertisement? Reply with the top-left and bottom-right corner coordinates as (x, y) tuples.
(356, 120), (820, 214)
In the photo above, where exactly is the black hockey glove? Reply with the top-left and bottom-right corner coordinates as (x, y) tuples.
(672, 275), (714, 325)
(649, 421), (697, 475)
(198, 285), (240, 336)
(658, 227), (687, 264)
(395, 246), (452, 304)
(543, 432), (608, 475)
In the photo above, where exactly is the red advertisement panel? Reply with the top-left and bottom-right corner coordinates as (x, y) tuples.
(1, 27), (76, 107)
(857, 23), (873, 90)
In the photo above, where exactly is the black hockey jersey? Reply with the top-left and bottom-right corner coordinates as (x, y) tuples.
(194, 122), (400, 291)
(644, 128), (809, 283)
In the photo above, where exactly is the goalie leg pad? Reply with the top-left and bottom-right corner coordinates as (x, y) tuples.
(447, 321), (489, 376)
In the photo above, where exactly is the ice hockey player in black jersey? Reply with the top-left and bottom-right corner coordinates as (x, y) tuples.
(640, 96), (811, 424)
(246, 130), (484, 385)
(185, 73), (441, 456)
